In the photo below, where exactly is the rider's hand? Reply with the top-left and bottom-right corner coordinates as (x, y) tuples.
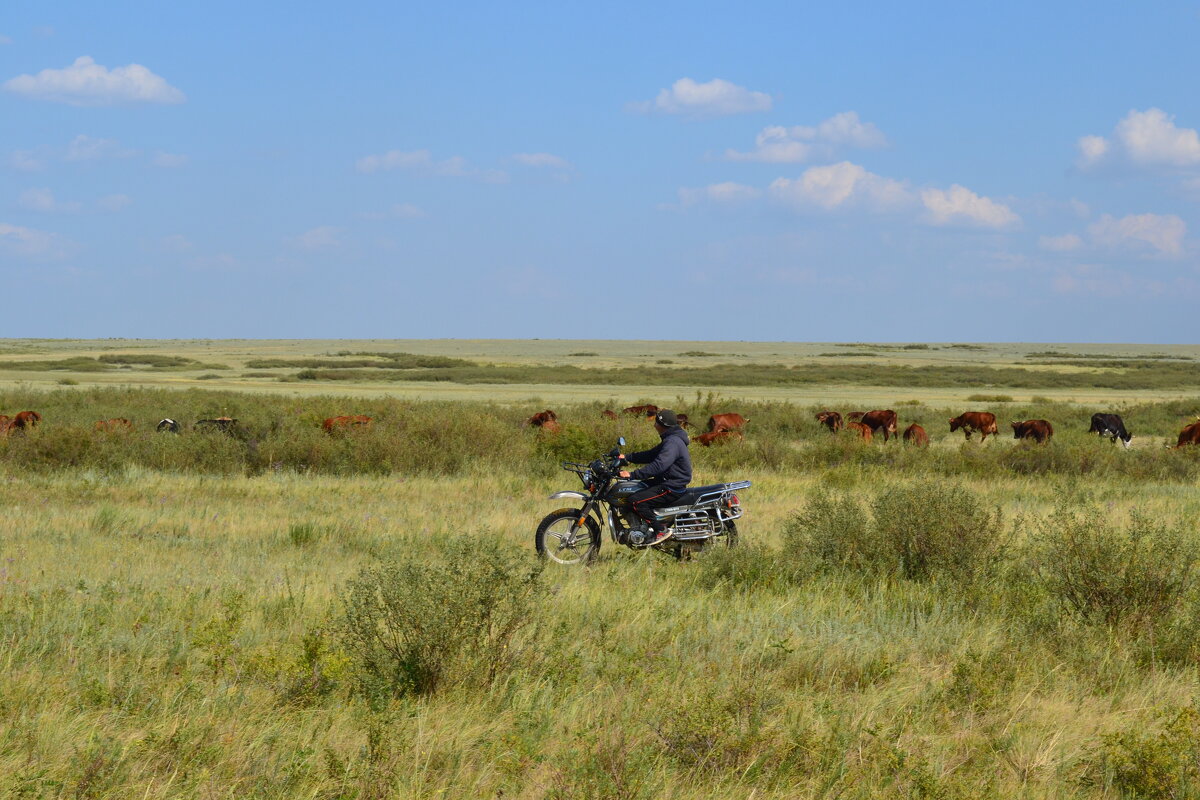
(619, 470), (630, 478)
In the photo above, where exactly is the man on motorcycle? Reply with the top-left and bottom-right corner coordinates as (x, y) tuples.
(619, 408), (692, 545)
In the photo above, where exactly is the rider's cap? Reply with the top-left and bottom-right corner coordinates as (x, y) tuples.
(655, 409), (680, 428)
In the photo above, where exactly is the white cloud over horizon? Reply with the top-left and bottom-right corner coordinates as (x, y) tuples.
(726, 112), (887, 163)
(66, 134), (137, 162)
(631, 77), (772, 117)
(1088, 212), (1186, 255)
(0, 221), (63, 258)
(769, 162), (911, 211)
(1078, 108), (1200, 169)
(921, 185), (1020, 228)
(3, 56), (185, 106)
(294, 226), (343, 250)
(1039, 233), (1084, 252)
(18, 187), (80, 213)
(678, 182), (761, 206)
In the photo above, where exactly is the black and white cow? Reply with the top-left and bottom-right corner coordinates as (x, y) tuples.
(1088, 413), (1132, 448)
(156, 418), (182, 433)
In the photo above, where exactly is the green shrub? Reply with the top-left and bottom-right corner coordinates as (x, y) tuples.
(785, 492), (881, 574)
(695, 544), (791, 591)
(341, 537), (543, 698)
(1086, 705), (1200, 798)
(1028, 504), (1197, 629)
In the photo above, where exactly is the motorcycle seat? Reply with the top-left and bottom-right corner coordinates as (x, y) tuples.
(673, 484), (729, 505)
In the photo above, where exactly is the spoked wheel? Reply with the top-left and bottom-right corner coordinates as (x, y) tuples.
(536, 508), (601, 566)
(720, 520), (739, 548)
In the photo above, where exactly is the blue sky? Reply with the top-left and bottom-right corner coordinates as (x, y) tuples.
(2, 1), (1199, 341)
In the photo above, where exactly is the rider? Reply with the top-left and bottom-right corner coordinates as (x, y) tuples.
(619, 408), (691, 545)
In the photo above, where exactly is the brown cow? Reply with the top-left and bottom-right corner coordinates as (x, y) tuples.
(860, 409), (899, 442)
(1012, 419), (1054, 444)
(9, 410), (41, 432)
(845, 420), (873, 442)
(624, 404), (658, 416)
(95, 418), (133, 432)
(706, 413), (748, 433)
(902, 424), (929, 447)
(816, 411), (843, 432)
(676, 413), (690, 429)
(695, 429), (743, 446)
(323, 415), (372, 434)
(949, 411), (999, 442)
(601, 409), (618, 420)
(525, 409), (558, 428)
(1174, 420), (1200, 448)
(539, 418), (561, 434)
(846, 411), (865, 422)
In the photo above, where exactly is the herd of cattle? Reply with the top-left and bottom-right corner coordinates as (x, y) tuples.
(0, 413), (376, 436)
(528, 404), (1200, 449)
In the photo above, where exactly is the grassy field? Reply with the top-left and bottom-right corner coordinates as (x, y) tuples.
(3, 340), (1200, 798)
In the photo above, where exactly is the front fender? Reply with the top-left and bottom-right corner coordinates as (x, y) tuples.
(548, 490), (589, 501)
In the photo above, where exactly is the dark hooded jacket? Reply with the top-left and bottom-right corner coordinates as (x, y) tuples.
(628, 426), (692, 492)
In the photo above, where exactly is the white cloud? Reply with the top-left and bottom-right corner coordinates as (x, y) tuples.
(152, 152), (189, 168)
(1039, 233), (1083, 252)
(0, 221), (61, 257)
(1089, 212), (1186, 255)
(727, 112), (887, 163)
(295, 226), (343, 249)
(65, 134), (136, 161)
(356, 148), (507, 182)
(1078, 108), (1200, 169)
(678, 182), (760, 206)
(9, 150), (43, 171)
(769, 162), (911, 211)
(97, 194), (131, 212)
(921, 184), (1019, 228)
(512, 152), (571, 169)
(632, 77), (772, 117)
(3, 56), (185, 106)
(18, 187), (80, 213)
(1076, 134), (1110, 168)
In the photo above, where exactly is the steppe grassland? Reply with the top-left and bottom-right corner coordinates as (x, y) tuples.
(3, 339), (1200, 798)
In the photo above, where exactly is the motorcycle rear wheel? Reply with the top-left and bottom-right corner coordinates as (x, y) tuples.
(536, 508), (601, 565)
(719, 519), (739, 548)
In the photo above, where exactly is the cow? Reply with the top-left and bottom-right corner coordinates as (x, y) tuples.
(538, 418), (561, 434)
(95, 418), (133, 433)
(624, 404), (658, 416)
(1012, 419), (1054, 444)
(1174, 420), (1200, 449)
(949, 411), (999, 442)
(846, 412), (865, 422)
(323, 415), (372, 434)
(676, 413), (690, 429)
(695, 429), (743, 447)
(9, 410), (41, 432)
(816, 411), (843, 432)
(526, 409), (558, 428)
(845, 420), (873, 442)
(706, 413), (748, 433)
(601, 410), (618, 420)
(195, 417), (238, 433)
(1088, 413), (1132, 448)
(156, 418), (182, 433)
(860, 409), (899, 442)
(902, 424), (929, 447)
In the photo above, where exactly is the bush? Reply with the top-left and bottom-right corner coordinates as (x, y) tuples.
(1028, 504), (1197, 629)
(1086, 705), (1200, 798)
(785, 492), (881, 574)
(341, 537), (543, 698)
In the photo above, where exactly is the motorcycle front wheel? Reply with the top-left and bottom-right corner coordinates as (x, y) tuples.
(536, 508), (601, 565)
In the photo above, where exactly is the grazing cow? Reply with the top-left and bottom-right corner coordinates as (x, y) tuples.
(846, 411), (865, 422)
(949, 411), (999, 442)
(695, 429), (743, 447)
(323, 415), (372, 434)
(95, 418), (133, 432)
(860, 409), (899, 442)
(816, 411), (843, 432)
(601, 409), (618, 420)
(902, 424), (929, 447)
(1012, 419), (1054, 444)
(9, 410), (41, 432)
(676, 413), (690, 429)
(156, 418), (182, 433)
(195, 417), (237, 433)
(1174, 420), (1200, 449)
(1088, 413), (1133, 448)
(526, 409), (558, 428)
(706, 413), (748, 433)
(845, 421), (873, 442)
(538, 418), (561, 434)
(624, 404), (659, 416)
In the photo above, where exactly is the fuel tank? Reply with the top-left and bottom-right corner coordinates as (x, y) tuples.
(603, 479), (647, 507)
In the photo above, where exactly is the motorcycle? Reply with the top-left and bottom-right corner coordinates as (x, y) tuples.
(535, 437), (751, 565)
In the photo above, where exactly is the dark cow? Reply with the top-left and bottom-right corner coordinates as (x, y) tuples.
(156, 418), (182, 433)
(860, 409), (899, 442)
(902, 424), (929, 447)
(949, 411), (999, 442)
(1012, 419), (1054, 444)
(526, 409), (558, 428)
(846, 411), (865, 422)
(624, 404), (658, 416)
(1174, 420), (1200, 449)
(601, 409), (618, 420)
(706, 413), (748, 433)
(695, 429), (743, 447)
(195, 417), (238, 433)
(95, 418), (133, 432)
(323, 415), (372, 434)
(1088, 413), (1132, 448)
(816, 411), (843, 432)
(676, 413), (690, 429)
(845, 420), (873, 442)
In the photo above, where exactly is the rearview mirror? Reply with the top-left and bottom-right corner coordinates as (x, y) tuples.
(617, 436), (626, 447)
